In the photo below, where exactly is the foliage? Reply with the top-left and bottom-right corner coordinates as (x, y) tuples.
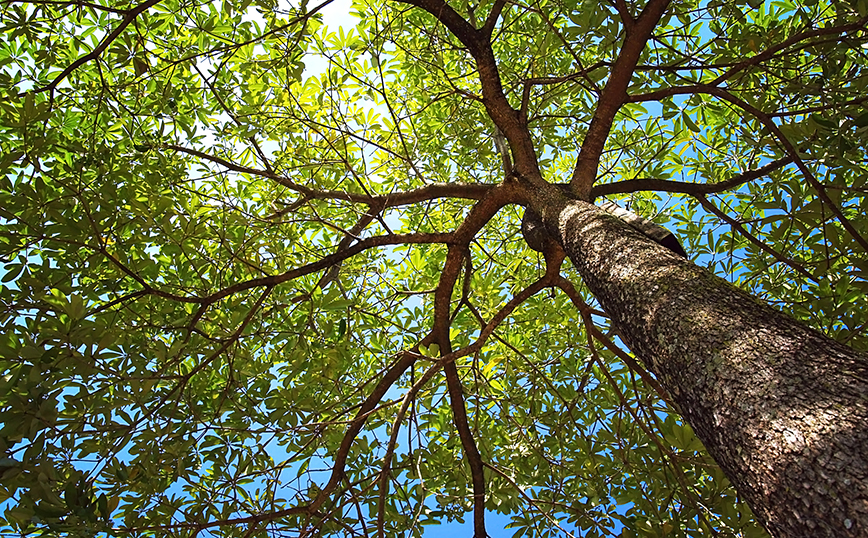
(0, 0), (866, 535)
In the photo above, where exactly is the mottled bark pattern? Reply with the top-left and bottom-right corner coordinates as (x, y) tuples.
(543, 198), (868, 538)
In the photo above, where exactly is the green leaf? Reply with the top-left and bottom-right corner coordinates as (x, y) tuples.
(682, 111), (700, 133)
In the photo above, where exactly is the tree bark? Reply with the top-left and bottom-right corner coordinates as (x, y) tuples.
(533, 193), (868, 538)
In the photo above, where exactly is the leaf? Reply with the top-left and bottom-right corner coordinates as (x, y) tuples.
(133, 57), (149, 76)
(682, 111), (700, 133)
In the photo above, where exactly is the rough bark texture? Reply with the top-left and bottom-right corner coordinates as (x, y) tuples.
(535, 195), (868, 538)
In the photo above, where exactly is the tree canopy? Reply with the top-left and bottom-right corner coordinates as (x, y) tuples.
(0, 0), (867, 535)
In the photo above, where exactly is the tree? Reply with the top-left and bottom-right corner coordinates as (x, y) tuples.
(0, 0), (866, 535)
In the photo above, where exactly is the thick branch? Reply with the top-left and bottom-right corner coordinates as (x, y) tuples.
(481, 0), (507, 37)
(426, 183), (523, 537)
(432, 183), (521, 338)
(376, 269), (555, 537)
(394, 0), (480, 53)
(392, 0), (540, 178)
(611, 0), (634, 30)
(569, 0), (672, 199)
(444, 273), (554, 538)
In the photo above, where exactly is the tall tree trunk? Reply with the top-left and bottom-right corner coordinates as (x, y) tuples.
(534, 194), (868, 538)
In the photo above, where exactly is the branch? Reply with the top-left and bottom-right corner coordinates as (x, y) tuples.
(591, 325), (676, 410)
(483, 462), (581, 538)
(768, 95), (868, 119)
(167, 143), (493, 207)
(376, 268), (556, 536)
(310, 346), (427, 517)
(611, 0), (634, 31)
(589, 156), (794, 199)
(425, 184), (528, 537)
(481, 0), (507, 37)
(190, 63), (277, 175)
(432, 245), (485, 538)
(88, 289), (149, 316)
(710, 15), (868, 86)
(199, 232), (451, 303)
(629, 84), (868, 253)
(376, 361), (442, 538)
(31, 0), (163, 94)
(2, 0), (128, 13)
(391, 0), (538, 178)
(314, 207), (382, 292)
(555, 276), (675, 408)
(432, 182), (521, 337)
(694, 194), (817, 283)
(126, 342), (429, 533)
(443, 360), (487, 536)
(393, 0), (480, 54)
(569, 0), (672, 199)
(97, 232), (450, 307)
(518, 62), (609, 123)
(444, 272), (555, 538)
(107, 287), (274, 469)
